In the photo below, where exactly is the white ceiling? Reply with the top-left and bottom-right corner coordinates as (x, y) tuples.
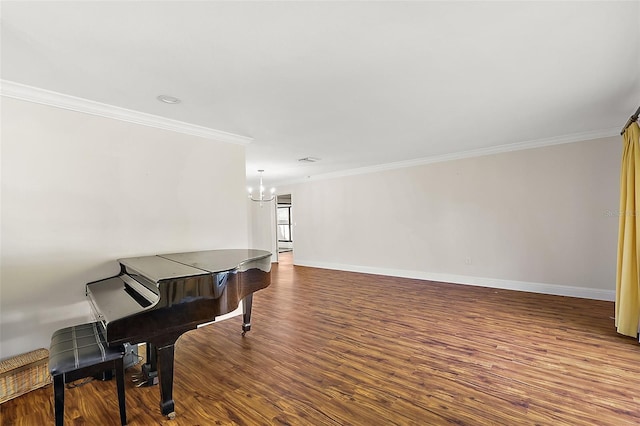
(2, 1), (639, 188)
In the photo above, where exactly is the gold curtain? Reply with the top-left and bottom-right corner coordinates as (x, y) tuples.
(616, 121), (640, 337)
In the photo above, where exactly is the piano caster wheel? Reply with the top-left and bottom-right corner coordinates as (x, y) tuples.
(167, 412), (176, 420)
(242, 324), (251, 337)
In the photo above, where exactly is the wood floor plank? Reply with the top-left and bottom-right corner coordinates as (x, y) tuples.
(2, 252), (639, 425)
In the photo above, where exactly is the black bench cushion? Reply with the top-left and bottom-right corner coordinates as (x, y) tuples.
(49, 322), (124, 375)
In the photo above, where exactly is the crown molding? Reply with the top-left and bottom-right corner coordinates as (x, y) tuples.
(0, 80), (253, 145)
(289, 126), (620, 184)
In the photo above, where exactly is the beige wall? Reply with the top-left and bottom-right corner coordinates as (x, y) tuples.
(247, 199), (278, 262)
(1, 98), (249, 359)
(280, 136), (621, 300)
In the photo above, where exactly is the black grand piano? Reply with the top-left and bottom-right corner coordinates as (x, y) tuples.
(85, 249), (271, 419)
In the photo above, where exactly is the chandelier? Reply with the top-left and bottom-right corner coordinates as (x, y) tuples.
(248, 169), (275, 207)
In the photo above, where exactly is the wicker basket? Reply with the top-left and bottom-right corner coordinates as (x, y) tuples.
(0, 348), (51, 404)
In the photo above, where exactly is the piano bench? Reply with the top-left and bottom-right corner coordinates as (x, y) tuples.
(48, 322), (127, 426)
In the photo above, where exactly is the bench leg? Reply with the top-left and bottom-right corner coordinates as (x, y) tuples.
(115, 358), (127, 425)
(53, 374), (64, 426)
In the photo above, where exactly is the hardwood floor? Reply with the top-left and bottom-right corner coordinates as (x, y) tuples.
(2, 253), (640, 425)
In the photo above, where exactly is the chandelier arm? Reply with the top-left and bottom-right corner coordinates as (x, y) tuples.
(248, 195), (275, 202)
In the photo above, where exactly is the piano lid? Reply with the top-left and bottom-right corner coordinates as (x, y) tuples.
(118, 255), (207, 283)
(118, 249), (271, 282)
(159, 249), (271, 273)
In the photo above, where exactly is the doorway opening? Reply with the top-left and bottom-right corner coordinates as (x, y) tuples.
(277, 194), (292, 254)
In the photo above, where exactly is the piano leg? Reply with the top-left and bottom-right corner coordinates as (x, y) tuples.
(157, 343), (176, 419)
(136, 331), (189, 419)
(242, 294), (253, 336)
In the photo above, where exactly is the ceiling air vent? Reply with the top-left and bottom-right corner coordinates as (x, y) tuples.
(298, 157), (320, 163)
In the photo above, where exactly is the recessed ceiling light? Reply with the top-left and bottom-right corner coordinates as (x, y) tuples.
(157, 95), (181, 104)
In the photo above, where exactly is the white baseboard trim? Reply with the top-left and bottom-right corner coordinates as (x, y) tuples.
(294, 259), (615, 301)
